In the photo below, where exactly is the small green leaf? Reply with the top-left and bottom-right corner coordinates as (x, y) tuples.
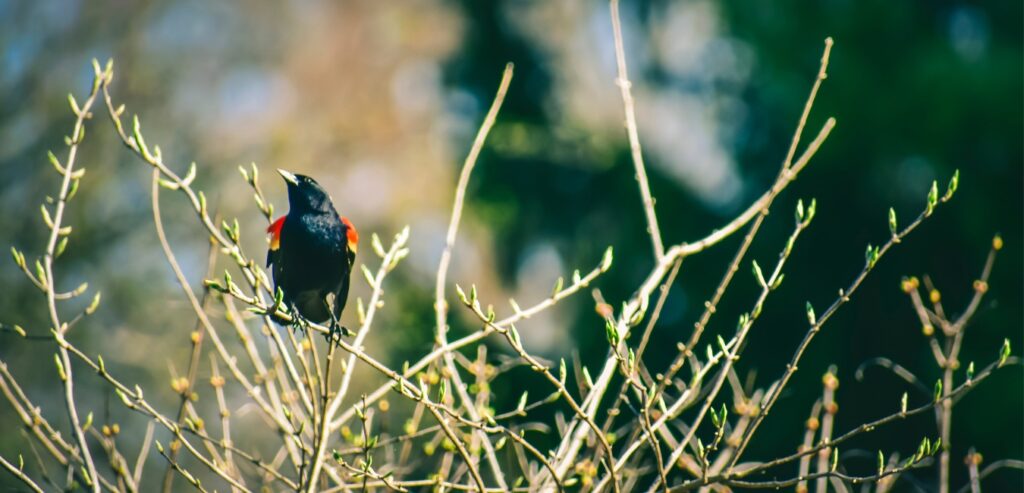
(360, 264), (374, 286)
(10, 247), (24, 268)
(55, 237), (69, 258)
(601, 246), (614, 272)
(67, 93), (81, 115)
(888, 207), (898, 236)
(605, 319), (619, 348)
(877, 450), (884, 475)
(806, 302), (816, 326)
(771, 273), (785, 290)
(371, 233), (385, 258)
(85, 291), (102, 315)
(182, 162), (197, 186)
(901, 392), (908, 414)
(943, 169), (959, 202)
(40, 205), (54, 228)
(34, 259), (46, 284)
(509, 325), (521, 348)
(48, 151), (65, 175)
(516, 392), (528, 413)
(795, 199), (805, 222)
(966, 361), (974, 382)
(999, 338), (1011, 367)
(559, 358), (567, 385)
(552, 276), (564, 297)
(54, 354), (66, 381)
(933, 379), (943, 402)
(751, 260), (767, 288)
(925, 180), (938, 216)
(865, 244), (880, 268)
(804, 198), (817, 224)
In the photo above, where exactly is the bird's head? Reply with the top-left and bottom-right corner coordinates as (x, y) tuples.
(278, 169), (335, 213)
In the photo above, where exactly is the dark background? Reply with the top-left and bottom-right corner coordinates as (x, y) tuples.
(1, 0), (1020, 491)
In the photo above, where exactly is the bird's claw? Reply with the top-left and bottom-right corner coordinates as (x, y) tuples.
(323, 322), (350, 345)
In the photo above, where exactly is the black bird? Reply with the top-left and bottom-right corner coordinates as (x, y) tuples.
(267, 169), (357, 337)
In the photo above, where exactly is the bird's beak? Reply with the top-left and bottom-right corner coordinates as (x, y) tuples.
(277, 168), (299, 185)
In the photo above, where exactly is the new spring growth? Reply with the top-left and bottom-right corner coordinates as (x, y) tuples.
(877, 450), (885, 475)
(998, 338), (1011, 367)
(710, 404), (728, 429)
(752, 260), (767, 288)
(806, 301), (816, 326)
(360, 264), (374, 287)
(601, 246), (614, 272)
(942, 169), (959, 202)
(900, 392), (908, 414)
(916, 437), (930, 462)
(371, 233), (385, 258)
(966, 361), (975, 383)
(888, 208), (898, 238)
(48, 151), (65, 175)
(54, 354), (66, 381)
(865, 244), (880, 269)
(10, 247), (25, 269)
(803, 198), (817, 226)
(516, 391), (528, 414)
(605, 318), (619, 348)
(933, 379), (943, 402)
(508, 325), (521, 348)
(925, 180), (938, 217)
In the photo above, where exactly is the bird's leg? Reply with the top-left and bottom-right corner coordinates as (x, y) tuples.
(322, 298), (350, 344)
(288, 302), (307, 332)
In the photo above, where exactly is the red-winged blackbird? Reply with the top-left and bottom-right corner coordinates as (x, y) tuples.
(267, 169), (357, 337)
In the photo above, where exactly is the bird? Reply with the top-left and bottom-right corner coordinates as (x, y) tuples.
(266, 169), (357, 339)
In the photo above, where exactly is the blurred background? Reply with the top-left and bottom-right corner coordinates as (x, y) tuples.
(1, 0), (1020, 491)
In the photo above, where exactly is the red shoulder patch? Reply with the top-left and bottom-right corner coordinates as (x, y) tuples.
(267, 216), (286, 251)
(341, 216), (358, 253)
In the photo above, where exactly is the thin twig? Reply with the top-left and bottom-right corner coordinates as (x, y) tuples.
(610, 0), (665, 260)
